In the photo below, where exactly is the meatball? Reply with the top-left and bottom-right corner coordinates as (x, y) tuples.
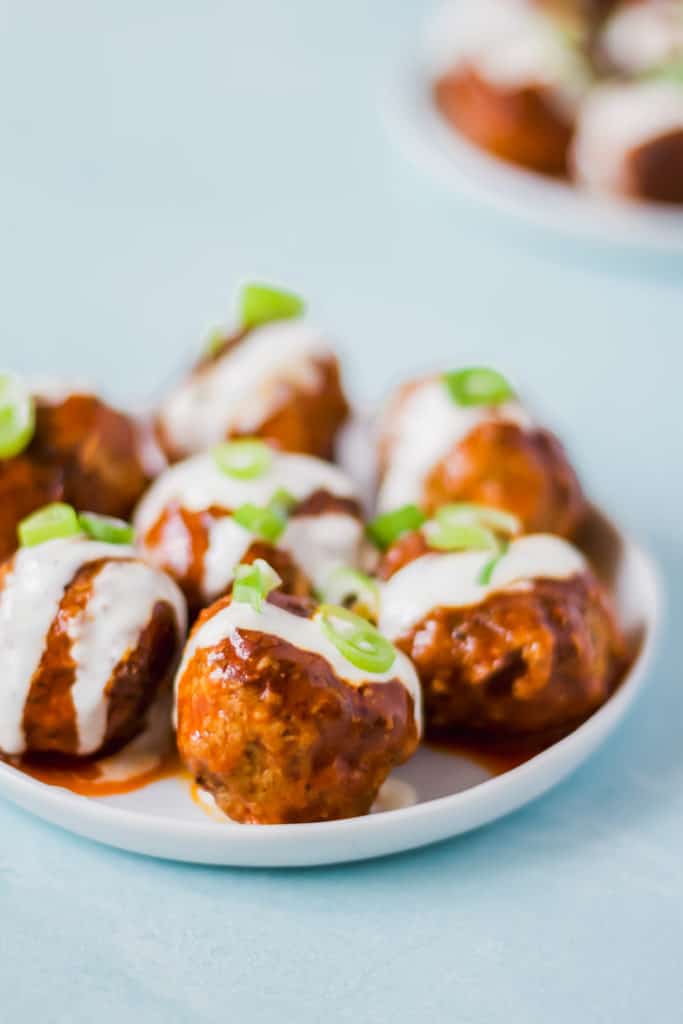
(379, 533), (623, 737)
(431, 0), (591, 175)
(134, 446), (364, 616)
(175, 590), (421, 823)
(156, 320), (349, 462)
(377, 374), (586, 538)
(0, 535), (186, 759)
(571, 81), (683, 203)
(0, 385), (151, 562)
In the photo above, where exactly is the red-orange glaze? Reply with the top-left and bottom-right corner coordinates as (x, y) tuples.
(2, 748), (180, 798)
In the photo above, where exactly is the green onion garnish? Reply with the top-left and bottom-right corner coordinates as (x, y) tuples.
(0, 373), (35, 460)
(203, 328), (227, 358)
(478, 541), (510, 586)
(443, 367), (514, 407)
(78, 512), (134, 545)
(233, 503), (286, 543)
(239, 282), (305, 330)
(435, 503), (521, 538)
(321, 567), (381, 620)
(366, 504), (426, 550)
(268, 487), (297, 519)
(646, 58), (683, 84)
(317, 604), (396, 674)
(424, 522), (500, 553)
(212, 439), (273, 480)
(18, 502), (82, 547)
(232, 559), (282, 612)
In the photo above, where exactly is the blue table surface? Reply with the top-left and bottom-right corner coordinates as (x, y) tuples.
(1, 2), (681, 1021)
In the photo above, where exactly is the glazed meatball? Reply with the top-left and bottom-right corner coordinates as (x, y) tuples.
(572, 80), (683, 203)
(175, 589), (421, 823)
(431, 0), (591, 175)
(134, 445), (364, 616)
(0, 535), (186, 759)
(0, 385), (151, 561)
(377, 373), (586, 538)
(157, 319), (349, 463)
(380, 533), (623, 737)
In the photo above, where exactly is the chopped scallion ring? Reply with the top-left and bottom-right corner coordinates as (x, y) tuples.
(443, 367), (514, 407)
(424, 521), (500, 553)
(435, 503), (521, 538)
(479, 541), (510, 586)
(321, 567), (381, 621)
(233, 503), (286, 543)
(647, 58), (683, 84)
(18, 502), (82, 547)
(0, 373), (35, 459)
(233, 559), (282, 612)
(317, 604), (396, 674)
(239, 282), (305, 329)
(268, 487), (297, 519)
(212, 439), (273, 480)
(366, 504), (426, 550)
(78, 512), (134, 545)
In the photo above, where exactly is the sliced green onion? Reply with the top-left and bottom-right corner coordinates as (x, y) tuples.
(424, 521), (500, 553)
(479, 541), (510, 586)
(0, 373), (35, 459)
(317, 604), (396, 674)
(321, 567), (381, 621)
(366, 504), (426, 550)
(233, 559), (282, 612)
(212, 439), (273, 480)
(436, 502), (521, 538)
(443, 367), (514, 407)
(239, 282), (305, 329)
(233, 503), (286, 543)
(78, 512), (134, 545)
(18, 502), (82, 547)
(646, 58), (683, 84)
(268, 487), (297, 519)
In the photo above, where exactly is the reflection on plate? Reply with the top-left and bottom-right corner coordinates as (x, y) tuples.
(0, 506), (661, 867)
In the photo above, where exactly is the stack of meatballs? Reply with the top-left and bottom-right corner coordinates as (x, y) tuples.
(0, 283), (625, 824)
(432, 0), (683, 204)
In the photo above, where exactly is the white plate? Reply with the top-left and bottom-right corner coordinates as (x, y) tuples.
(0, 509), (662, 867)
(383, 3), (683, 251)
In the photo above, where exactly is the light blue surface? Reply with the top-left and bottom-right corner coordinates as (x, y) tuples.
(0, 2), (681, 1021)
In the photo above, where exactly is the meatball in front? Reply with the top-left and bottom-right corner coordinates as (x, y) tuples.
(0, 508), (186, 760)
(175, 564), (421, 824)
(379, 528), (623, 738)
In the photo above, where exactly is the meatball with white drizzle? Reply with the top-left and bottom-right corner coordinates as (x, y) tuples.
(0, 505), (186, 760)
(156, 283), (349, 463)
(134, 440), (365, 616)
(175, 561), (421, 823)
(378, 519), (624, 739)
(376, 369), (586, 539)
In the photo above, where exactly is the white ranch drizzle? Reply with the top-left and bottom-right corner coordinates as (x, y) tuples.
(379, 534), (587, 640)
(427, 0), (591, 116)
(377, 377), (532, 513)
(175, 599), (423, 736)
(572, 80), (683, 194)
(601, 0), (683, 75)
(158, 321), (334, 457)
(0, 538), (186, 756)
(134, 450), (361, 599)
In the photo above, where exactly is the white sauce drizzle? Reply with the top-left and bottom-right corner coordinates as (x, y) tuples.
(572, 80), (683, 194)
(602, 1), (683, 75)
(134, 451), (360, 601)
(158, 321), (334, 457)
(427, 0), (591, 115)
(377, 377), (532, 513)
(379, 534), (587, 639)
(0, 538), (186, 756)
(175, 599), (423, 736)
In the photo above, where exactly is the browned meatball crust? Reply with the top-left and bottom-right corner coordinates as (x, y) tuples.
(176, 592), (419, 824)
(626, 129), (683, 204)
(394, 574), (623, 738)
(423, 420), (586, 539)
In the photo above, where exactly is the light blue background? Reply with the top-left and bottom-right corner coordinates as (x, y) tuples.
(0, 2), (681, 1021)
